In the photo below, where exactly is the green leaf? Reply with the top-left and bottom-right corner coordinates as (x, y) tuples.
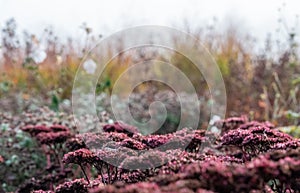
(19, 137), (34, 148)
(0, 81), (11, 92)
(96, 77), (111, 94)
(50, 93), (59, 112)
(278, 125), (300, 138)
(292, 77), (300, 85)
(1, 123), (10, 132)
(286, 110), (300, 119)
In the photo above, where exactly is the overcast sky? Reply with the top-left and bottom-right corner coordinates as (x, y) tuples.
(0, 0), (299, 42)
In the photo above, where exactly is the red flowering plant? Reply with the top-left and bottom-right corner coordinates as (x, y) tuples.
(102, 121), (138, 137)
(65, 135), (87, 151)
(120, 150), (170, 179)
(220, 121), (295, 160)
(62, 148), (95, 184)
(147, 148), (300, 193)
(13, 116), (300, 192)
(16, 168), (72, 193)
(55, 178), (88, 193)
(62, 143), (137, 184)
(214, 115), (249, 134)
(92, 155), (282, 192)
(21, 125), (52, 136)
(21, 124), (72, 170)
(61, 123), (181, 185)
(59, 119), (242, 189)
(247, 148), (300, 192)
(95, 147), (134, 184)
(18, 124), (73, 192)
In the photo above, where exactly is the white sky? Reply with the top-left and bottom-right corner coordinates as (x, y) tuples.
(0, 0), (299, 42)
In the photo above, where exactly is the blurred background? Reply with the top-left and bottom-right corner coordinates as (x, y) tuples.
(0, 0), (300, 129)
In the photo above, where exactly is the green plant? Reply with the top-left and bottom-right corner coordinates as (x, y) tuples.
(0, 123), (46, 192)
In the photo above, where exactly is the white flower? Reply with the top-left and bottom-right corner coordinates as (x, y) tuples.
(210, 126), (221, 134)
(56, 55), (63, 65)
(209, 115), (221, 125)
(83, 59), (97, 74)
(208, 115), (221, 134)
(30, 48), (47, 64)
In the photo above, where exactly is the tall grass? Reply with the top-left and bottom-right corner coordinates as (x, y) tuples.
(0, 18), (299, 126)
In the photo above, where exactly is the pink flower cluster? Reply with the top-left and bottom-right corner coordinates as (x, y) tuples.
(63, 148), (95, 165)
(19, 117), (300, 192)
(221, 121), (294, 158)
(102, 121), (138, 136)
(55, 178), (88, 193)
(21, 124), (71, 145)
